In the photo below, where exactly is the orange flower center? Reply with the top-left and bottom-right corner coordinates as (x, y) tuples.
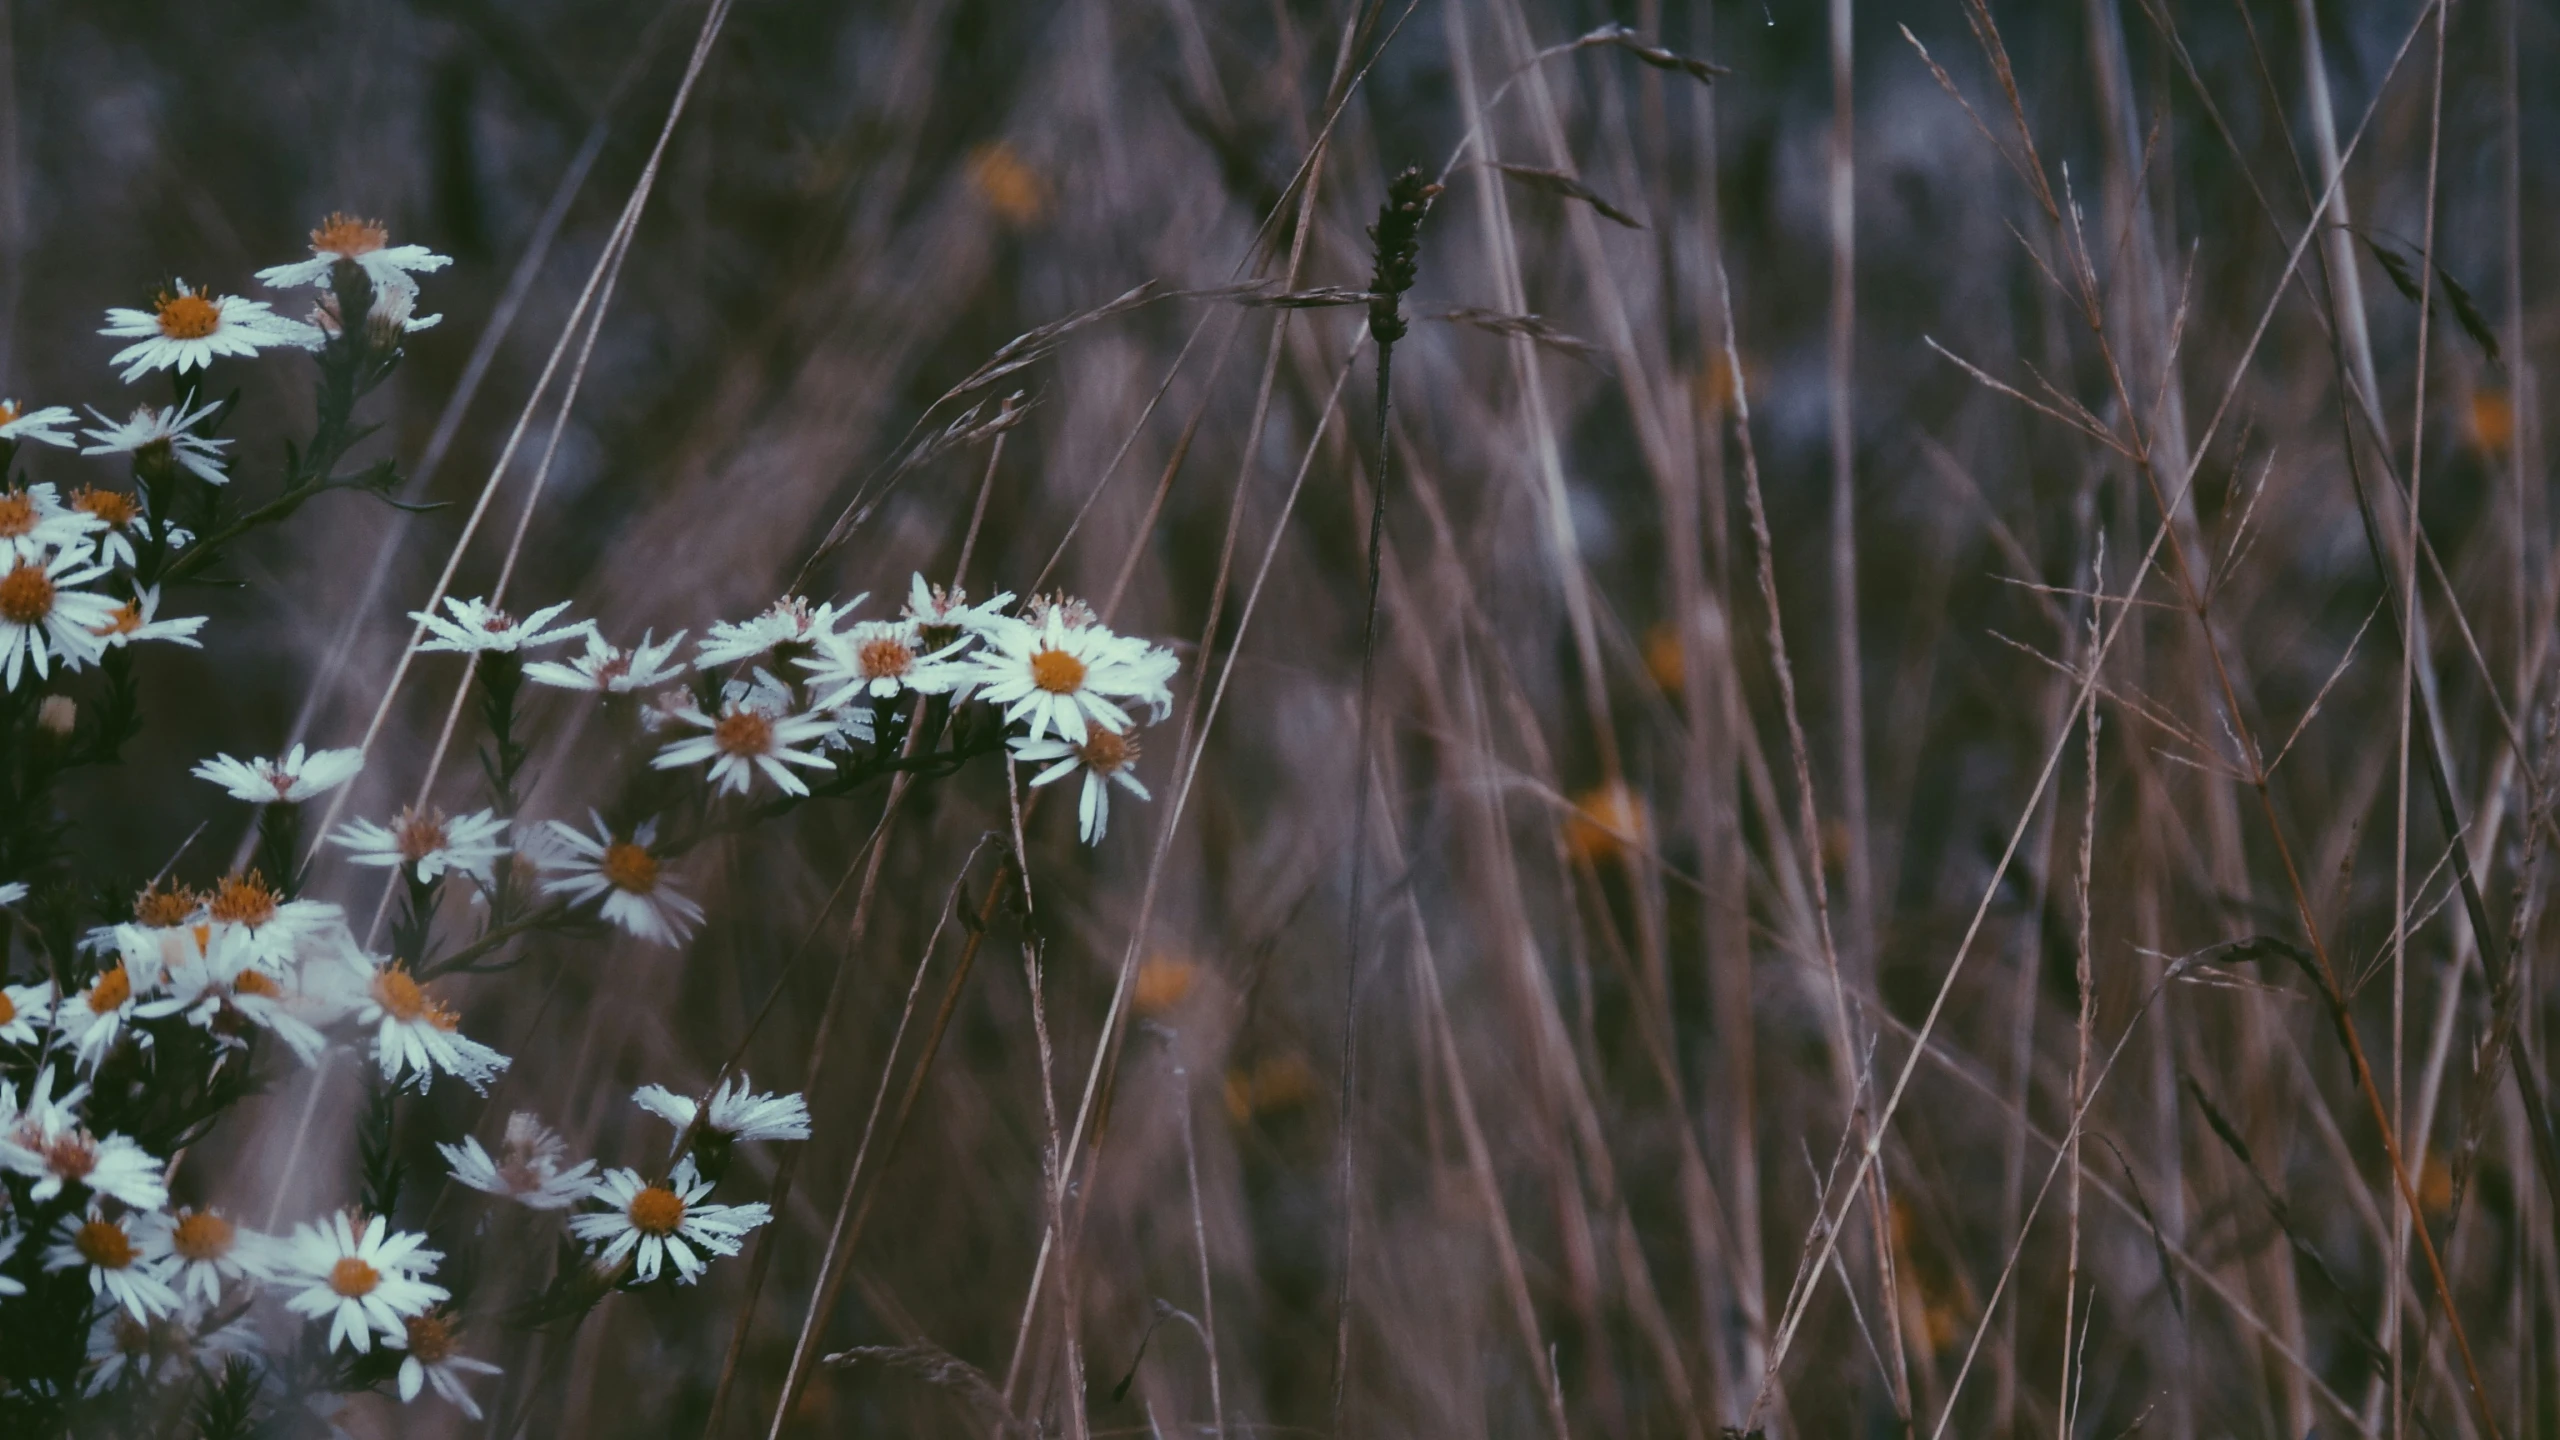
(372, 966), (456, 1029)
(1077, 728), (1133, 774)
(0, 562), (54, 625)
(171, 1210), (236, 1262)
(312, 213), (389, 258)
(74, 1219), (134, 1270)
(207, 872), (279, 928)
(231, 968), (281, 999)
(134, 883), (197, 928)
(86, 966), (131, 1014)
(45, 1133), (97, 1180)
(96, 601), (143, 637)
(0, 991), (11, 1026)
(1030, 648), (1086, 695)
(0, 492), (31, 538)
(154, 291), (222, 341)
(328, 1256), (379, 1298)
(405, 1312), (457, 1364)
(627, 1185), (687, 1236)
(72, 487), (140, 528)
(713, 708), (773, 757)
(600, 842), (660, 895)
(858, 637), (915, 679)
(393, 809), (451, 863)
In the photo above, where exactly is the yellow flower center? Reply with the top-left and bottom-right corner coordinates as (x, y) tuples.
(405, 1312), (457, 1364)
(311, 213), (389, 258)
(712, 708), (773, 757)
(627, 1184), (687, 1236)
(75, 1219), (134, 1271)
(1030, 648), (1086, 695)
(600, 842), (660, 895)
(858, 637), (914, 679)
(328, 1256), (379, 1298)
(72, 487), (140, 529)
(86, 966), (131, 1015)
(0, 562), (54, 625)
(207, 872), (279, 928)
(232, 968), (282, 999)
(1077, 728), (1134, 775)
(171, 1210), (235, 1262)
(96, 600), (143, 637)
(0, 492), (31, 538)
(154, 290), (222, 341)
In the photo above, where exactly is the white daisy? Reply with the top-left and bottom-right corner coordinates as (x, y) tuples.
(972, 600), (1179, 744)
(191, 744), (366, 805)
(80, 399), (233, 486)
(0, 483), (104, 565)
(694, 594), (856, 670)
(799, 616), (973, 709)
(568, 1155), (772, 1285)
(631, 1073), (811, 1150)
(255, 214), (452, 307)
(397, 1310), (501, 1419)
(159, 943), (331, 1067)
(46, 1207), (180, 1321)
(902, 572), (1015, 644)
(100, 280), (323, 382)
(411, 595), (589, 655)
(0, 398), (78, 449)
(82, 1303), (255, 1395)
(189, 871), (361, 978)
(651, 683), (837, 797)
(89, 586), (206, 652)
(53, 962), (173, 1072)
(332, 806), (510, 886)
(318, 278), (440, 339)
(523, 626), (688, 694)
(277, 1211), (447, 1355)
(138, 1207), (267, 1307)
(0, 543), (119, 689)
(534, 813), (702, 946)
(1012, 726), (1152, 843)
(356, 964), (509, 1093)
(0, 1101), (168, 1210)
(65, 486), (153, 569)
(437, 1111), (596, 1210)
(0, 978), (46, 1046)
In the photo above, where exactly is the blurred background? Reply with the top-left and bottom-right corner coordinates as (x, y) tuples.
(12, 0), (2558, 1434)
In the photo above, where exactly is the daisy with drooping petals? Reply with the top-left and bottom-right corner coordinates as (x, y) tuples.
(1012, 726), (1152, 843)
(651, 680), (837, 797)
(398, 1309), (501, 1419)
(695, 594), (856, 669)
(53, 962), (173, 1071)
(569, 1155), (771, 1286)
(0, 483), (104, 565)
(158, 942), (330, 1067)
(0, 399), (78, 449)
(89, 586), (206, 652)
(191, 744), (365, 805)
(0, 977), (49, 1046)
(437, 1111), (596, 1210)
(277, 1211), (447, 1355)
(66, 486), (151, 569)
(411, 595), (589, 655)
(46, 1207), (180, 1321)
(81, 399), (233, 485)
(139, 1207), (267, 1306)
(0, 1066), (169, 1209)
(903, 572), (1014, 648)
(631, 1073), (811, 1149)
(99, 280), (323, 382)
(524, 627), (688, 694)
(356, 964), (509, 1093)
(799, 616), (972, 710)
(535, 813), (702, 946)
(332, 806), (510, 886)
(0, 542), (119, 689)
(972, 599), (1178, 744)
(256, 214), (452, 306)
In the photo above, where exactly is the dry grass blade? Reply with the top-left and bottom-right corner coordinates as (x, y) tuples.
(1489, 163), (1643, 228)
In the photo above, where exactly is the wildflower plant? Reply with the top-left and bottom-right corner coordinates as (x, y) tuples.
(0, 205), (1181, 1433)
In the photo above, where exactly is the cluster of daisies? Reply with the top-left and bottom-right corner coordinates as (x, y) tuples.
(1, 215), (450, 695)
(0, 831), (807, 1413)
